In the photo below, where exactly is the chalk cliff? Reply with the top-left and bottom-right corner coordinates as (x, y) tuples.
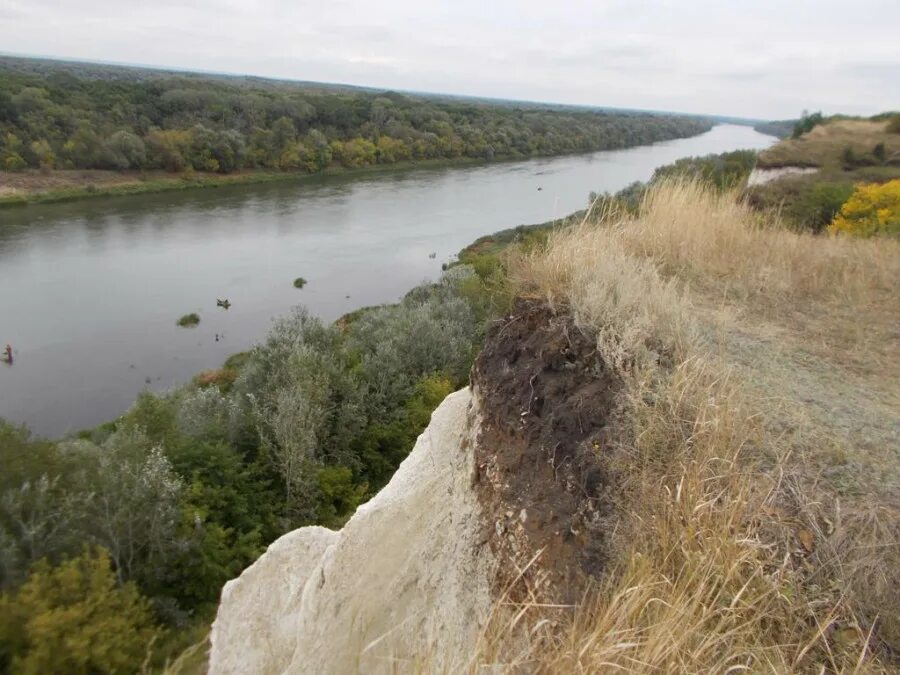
(209, 303), (617, 673)
(209, 388), (495, 674)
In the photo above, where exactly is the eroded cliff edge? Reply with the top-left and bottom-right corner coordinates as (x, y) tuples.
(209, 303), (618, 673)
(209, 387), (493, 673)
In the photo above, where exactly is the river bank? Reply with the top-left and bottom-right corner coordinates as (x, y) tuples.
(0, 157), (498, 207)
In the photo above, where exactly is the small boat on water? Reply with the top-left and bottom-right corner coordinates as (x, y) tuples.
(217, 298), (231, 309)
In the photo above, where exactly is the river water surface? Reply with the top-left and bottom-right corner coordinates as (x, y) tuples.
(0, 124), (774, 437)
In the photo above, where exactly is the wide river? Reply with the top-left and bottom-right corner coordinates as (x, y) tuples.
(0, 124), (774, 437)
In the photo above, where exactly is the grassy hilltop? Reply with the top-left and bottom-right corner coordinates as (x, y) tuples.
(457, 179), (899, 670)
(748, 114), (900, 231)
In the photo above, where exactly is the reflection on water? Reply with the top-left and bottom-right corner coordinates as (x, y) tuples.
(0, 125), (774, 437)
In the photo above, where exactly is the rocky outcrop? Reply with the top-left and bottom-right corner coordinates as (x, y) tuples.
(209, 305), (620, 673)
(209, 388), (496, 674)
(746, 166), (818, 186)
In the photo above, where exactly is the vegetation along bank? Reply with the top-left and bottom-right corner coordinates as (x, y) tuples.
(0, 56), (713, 206)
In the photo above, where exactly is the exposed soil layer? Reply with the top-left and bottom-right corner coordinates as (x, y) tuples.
(471, 299), (621, 602)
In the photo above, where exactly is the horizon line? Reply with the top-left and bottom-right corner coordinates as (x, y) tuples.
(0, 50), (772, 124)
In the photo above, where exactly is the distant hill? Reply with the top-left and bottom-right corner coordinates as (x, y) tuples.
(757, 116), (900, 168)
(752, 119), (796, 139)
(747, 114), (900, 231)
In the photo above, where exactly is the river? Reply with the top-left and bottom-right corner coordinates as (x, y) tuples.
(0, 124), (774, 437)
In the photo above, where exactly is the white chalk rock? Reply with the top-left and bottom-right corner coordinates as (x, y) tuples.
(746, 166), (819, 186)
(209, 388), (493, 674)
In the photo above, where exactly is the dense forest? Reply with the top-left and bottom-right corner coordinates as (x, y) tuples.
(0, 57), (713, 175)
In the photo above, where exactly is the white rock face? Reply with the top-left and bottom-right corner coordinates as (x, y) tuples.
(209, 388), (495, 674)
(746, 166), (819, 187)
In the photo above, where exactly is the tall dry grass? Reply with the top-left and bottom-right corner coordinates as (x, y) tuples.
(525, 179), (898, 310)
(470, 179), (900, 672)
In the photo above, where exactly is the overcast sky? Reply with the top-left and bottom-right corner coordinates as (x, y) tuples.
(1, 0), (898, 119)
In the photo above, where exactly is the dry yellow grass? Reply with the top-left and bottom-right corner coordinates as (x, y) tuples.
(468, 179), (900, 672)
(757, 119), (900, 168)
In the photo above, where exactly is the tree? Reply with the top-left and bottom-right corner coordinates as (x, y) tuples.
(792, 111), (824, 138)
(306, 129), (332, 170)
(145, 128), (190, 172)
(346, 279), (477, 418)
(0, 476), (85, 588)
(0, 547), (158, 675)
(234, 309), (364, 519)
(64, 430), (184, 585)
(29, 139), (55, 169)
(271, 116), (297, 157)
(0, 91), (16, 124)
(102, 130), (146, 169)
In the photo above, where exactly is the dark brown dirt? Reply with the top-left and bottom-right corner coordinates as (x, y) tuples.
(471, 299), (622, 602)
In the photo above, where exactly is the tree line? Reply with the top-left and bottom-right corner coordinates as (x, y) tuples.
(0, 58), (713, 174)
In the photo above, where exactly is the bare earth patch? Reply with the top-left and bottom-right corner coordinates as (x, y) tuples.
(472, 300), (620, 603)
(0, 169), (146, 192)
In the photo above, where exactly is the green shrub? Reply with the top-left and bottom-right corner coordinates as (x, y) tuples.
(792, 111), (824, 138)
(887, 115), (900, 134)
(293, 277), (307, 288)
(841, 145), (857, 168)
(0, 547), (159, 675)
(176, 312), (200, 327)
(2, 152), (27, 171)
(787, 182), (855, 233)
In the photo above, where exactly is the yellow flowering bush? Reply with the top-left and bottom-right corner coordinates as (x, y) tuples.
(829, 179), (900, 237)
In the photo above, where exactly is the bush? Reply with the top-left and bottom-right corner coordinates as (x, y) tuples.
(841, 145), (857, 168)
(176, 313), (200, 327)
(787, 182), (855, 233)
(346, 279), (477, 418)
(0, 547), (158, 675)
(293, 277), (307, 288)
(829, 179), (900, 237)
(792, 111), (824, 138)
(651, 149), (758, 189)
(2, 152), (26, 171)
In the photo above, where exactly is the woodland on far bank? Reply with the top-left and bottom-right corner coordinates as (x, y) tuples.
(0, 56), (712, 178)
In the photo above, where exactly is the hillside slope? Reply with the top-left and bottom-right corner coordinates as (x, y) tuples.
(747, 116), (900, 231)
(209, 181), (899, 672)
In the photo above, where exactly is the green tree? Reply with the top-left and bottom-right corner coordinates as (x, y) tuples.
(63, 430), (184, 586)
(102, 130), (146, 169)
(0, 547), (158, 675)
(792, 111), (824, 138)
(29, 139), (55, 169)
